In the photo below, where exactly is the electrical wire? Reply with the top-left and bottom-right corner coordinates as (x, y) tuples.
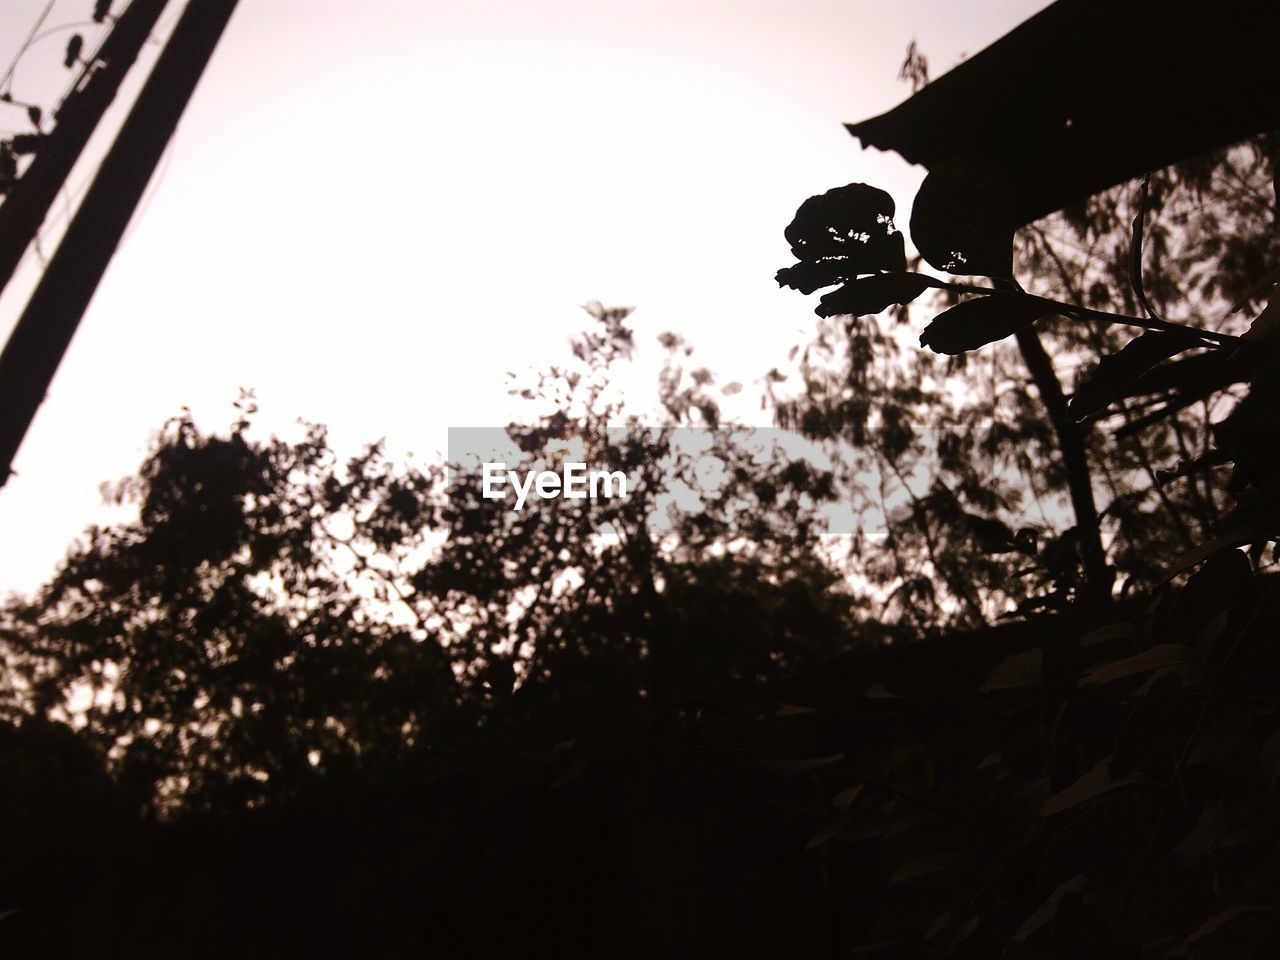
(0, 0), (57, 96)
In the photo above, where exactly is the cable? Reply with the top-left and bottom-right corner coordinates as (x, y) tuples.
(0, 0), (56, 95)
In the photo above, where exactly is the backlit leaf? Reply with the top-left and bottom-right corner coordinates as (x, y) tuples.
(919, 295), (1052, 354)
(1068, 331), (1200, 421)
(780, 183), (907, 292)
(910, 156), (1016, 279)
(815, 271), (930, 318)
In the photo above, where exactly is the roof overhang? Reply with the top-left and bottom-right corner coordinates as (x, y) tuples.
(847, 0), (1280, 225)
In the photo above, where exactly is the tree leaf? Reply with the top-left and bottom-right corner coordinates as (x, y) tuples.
(1111, 670), (1185, 775)
(806, 813), (853, 850)
(1165, 547), (1253, 644)
(1011, 875), (1088, 944)
(1068, 331), (1200, 421)
(832, 784), (863, 812)
(780, 183), (907, 293)
(1076, 622), (1137, 647)
(1230, 263), (1280, 313)
(774, 703), (816, 717)
(9, 134), (41, 155)
(961, 512), (1018, 553)
(1079, 644), (1196, 687)
(980, 648), (1043, 693)
(919, 295), (1052, 355)
(784, 183), (898, 256)
(64, 34), (83, 69)
(776, 259), (850, 295)
(1041, 758), (1145, 817)
(1186, 905), (1278, 945)
(1242, 289), (1280, 341)
(1161, 528), (1274, 582)
(815, 272), (930, 318)
(889, 851), (970, 885)
(1172, 798), (1230, 867)
(909, 156), (1016, 279)
(775, 232), (908, 296)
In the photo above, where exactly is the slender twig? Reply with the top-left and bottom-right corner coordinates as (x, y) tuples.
(1032, 227), (1087, 309)
(318, 522), (429, 633)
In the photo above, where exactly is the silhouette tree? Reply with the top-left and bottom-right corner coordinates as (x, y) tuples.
(0, 309), (859, 820)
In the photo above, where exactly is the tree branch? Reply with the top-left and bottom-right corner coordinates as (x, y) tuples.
(1012, 325), (1113, 600)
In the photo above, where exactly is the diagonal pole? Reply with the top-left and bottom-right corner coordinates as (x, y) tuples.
(0, 0), (240, 489)
(0, 0), (171, 297)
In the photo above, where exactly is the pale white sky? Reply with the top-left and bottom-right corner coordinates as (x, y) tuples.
(0, 0), (1050, 595)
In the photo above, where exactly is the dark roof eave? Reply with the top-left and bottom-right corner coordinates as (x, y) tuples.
(846, 0), (1280, 225)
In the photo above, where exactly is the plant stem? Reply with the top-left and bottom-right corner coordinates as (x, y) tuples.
(913, 274), (1253, 347)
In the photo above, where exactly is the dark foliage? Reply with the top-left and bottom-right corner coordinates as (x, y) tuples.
(765, 116), (1280, 955)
